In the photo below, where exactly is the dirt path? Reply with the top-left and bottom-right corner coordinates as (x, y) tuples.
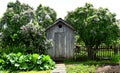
(95, 64), (120, 73)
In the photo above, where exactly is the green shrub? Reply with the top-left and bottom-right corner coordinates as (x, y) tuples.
(0, 46), (26, 54)
(1, 22), (51, 54)
(111, 54), (120, 63)
(0, 53), (55, 71)
(20, 23), (51, 54)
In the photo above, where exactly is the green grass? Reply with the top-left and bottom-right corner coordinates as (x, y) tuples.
(66, 64), (96, 73)
(64, 60), (114, 73)
(0, 70), (50, 73)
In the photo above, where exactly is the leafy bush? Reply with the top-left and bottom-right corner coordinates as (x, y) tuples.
(20, 22), (51, 54)
(0, 1), (53, 54)
(111, 54), (120, 63)
(0, 1), (33, 48)
(0, 53), (55, 71)
(36, 4), (57, 28)
(0, 22), (51, 54)
(0, 46), (26, 54)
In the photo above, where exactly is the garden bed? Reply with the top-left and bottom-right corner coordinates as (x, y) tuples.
(95, 64), (120, 73)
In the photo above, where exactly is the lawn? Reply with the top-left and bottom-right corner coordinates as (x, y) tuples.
(0, 70), (50, 73)
(64, 60), (114, 73)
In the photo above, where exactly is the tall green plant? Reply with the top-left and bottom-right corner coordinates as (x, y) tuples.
(0, 0), (33, 47)
(0, 0), (54, 54)
(36, 4), (57, 28)
(111, 54), (120, 63)
(65, 3), (120, 59)
(20, 21), (51, 54)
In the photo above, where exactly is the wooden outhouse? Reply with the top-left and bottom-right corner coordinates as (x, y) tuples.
(45, 18), (74, 59)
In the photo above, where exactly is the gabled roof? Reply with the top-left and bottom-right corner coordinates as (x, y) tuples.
(45, 18), (74, 31)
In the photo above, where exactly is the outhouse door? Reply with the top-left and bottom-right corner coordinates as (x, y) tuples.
(54, 32), (65, 58)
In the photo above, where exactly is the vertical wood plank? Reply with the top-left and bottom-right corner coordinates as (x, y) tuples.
(46, 20), (74, 59)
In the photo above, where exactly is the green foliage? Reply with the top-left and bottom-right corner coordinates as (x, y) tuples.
(7, 0), (33, 14)
(0, 46), (26, 54)
(0, 53), (55, 71)
(0, 70), (50, 73)
(65, 3), (120, 59)
(0, 0), (34, 47)
(111, 54), (120, 63)
(0, 34), (2, 49)
(36, 4), (57, 28)
(0, 0), (53, 54)
(20, 22), (51, 54)
(65, 3), (120, 46)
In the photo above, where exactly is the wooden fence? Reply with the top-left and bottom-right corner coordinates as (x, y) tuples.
(74, 45), (120, 60)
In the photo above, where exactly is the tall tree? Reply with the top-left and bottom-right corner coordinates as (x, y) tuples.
(0, 0), (34, 47)
(65, 3), (120, 59)
(0, 0), (54, 54)
(36, 4), (57, 28)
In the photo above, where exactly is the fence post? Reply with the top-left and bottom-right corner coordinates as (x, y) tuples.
(114, 45), (118, 55)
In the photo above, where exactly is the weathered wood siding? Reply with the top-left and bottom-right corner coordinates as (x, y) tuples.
(46, 21), (74, 59)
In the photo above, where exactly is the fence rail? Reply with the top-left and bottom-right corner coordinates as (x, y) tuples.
(74, 45), (120, 60)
